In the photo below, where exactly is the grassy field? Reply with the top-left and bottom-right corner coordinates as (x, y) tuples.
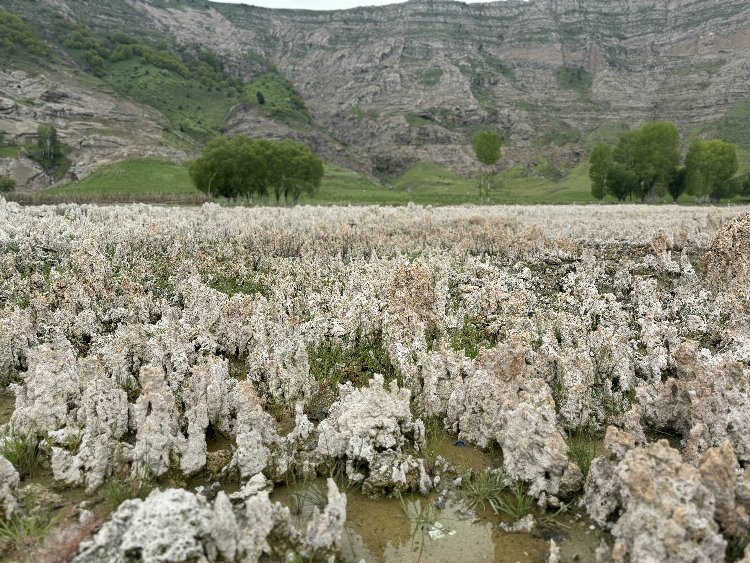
(10, 156), (748, 206)
(8, 159), (210, 204)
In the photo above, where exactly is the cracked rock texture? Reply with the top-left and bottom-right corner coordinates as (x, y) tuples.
(74, 481), (346, 563)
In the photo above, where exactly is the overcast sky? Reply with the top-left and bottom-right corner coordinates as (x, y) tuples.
(211, 0), (494, 11)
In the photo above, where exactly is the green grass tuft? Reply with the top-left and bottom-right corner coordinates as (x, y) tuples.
(0, 491), (64, 555)
(449, 315), (494, 359)
(308, 332), (401, 394)
(101, 469), (155, 508)
(0, 429), (40, 478)
(566, 430), (603, 477)
(492, 480), (534, 520)
(460, 470), (507, 512)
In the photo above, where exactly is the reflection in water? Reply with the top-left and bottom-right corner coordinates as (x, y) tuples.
(273, 479), (606, 563)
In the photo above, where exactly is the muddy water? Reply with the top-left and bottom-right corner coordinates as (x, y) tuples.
(434, 434), (500, 472)
(273, 479), (606, 563)
(271, 436), (608, 563)
(0, 394), (14, 425)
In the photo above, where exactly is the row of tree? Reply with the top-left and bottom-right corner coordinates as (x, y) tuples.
(589, 121), (742, 202)
(188, 135), (324, 205)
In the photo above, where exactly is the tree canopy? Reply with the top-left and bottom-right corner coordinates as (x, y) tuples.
(472, 130), (502, 167)
(25, 124), (71, 180)
(685, 139), (738, 201)
(0, 175), (15, 194)
(189, 135), (323, 204)
(472, 130), (502, 203)
(589, 120), (741, 202)
(589, 143), (613, 200)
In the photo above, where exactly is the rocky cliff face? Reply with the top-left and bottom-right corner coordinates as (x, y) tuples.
(2, 0), (750, 184)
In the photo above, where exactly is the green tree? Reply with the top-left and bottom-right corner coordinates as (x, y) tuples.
(189, 136), (241, 200)
(668, 167), (687, 202)
(189, 135), (323, 205)
(277, 140), (324, 204)
(26, 124), (70, 179)
(472, 130), (502, 204)
(740, 172), (750, 197)
(0, 175), (15, 193)
(606, 163), (639, 201)
(613, 121), (680, 200)
(589, 143), (612, 200)
(685, 139), (739, 201)
(0, 10), (48, 57)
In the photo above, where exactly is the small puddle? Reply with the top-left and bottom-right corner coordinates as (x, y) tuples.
(271, 434), (607, 563)
(206, 433), (233, 453)
(271, 479), (606, 563)
(227, 355), (248, 381)
(0, 393), (15, 425)
(434, 433), (499, 472)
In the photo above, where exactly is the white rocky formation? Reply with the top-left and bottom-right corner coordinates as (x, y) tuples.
(74, 480), (346, 562)
(316, 374), (429, 495)
(50, 357), (129, 492)
(584, 428), (750, 562)
(9, 339), (80, 437)
(0, 456), (19, 518)
(446, 343), (581, 497)
(0, 201), (748, 558)
(639, 339), (750, 465)
(230, 380), (279, 480)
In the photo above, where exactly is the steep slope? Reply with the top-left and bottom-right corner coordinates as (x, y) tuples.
(2, 0), (750, 187)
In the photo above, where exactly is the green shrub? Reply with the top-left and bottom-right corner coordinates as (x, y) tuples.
(0, 175), (15, 193)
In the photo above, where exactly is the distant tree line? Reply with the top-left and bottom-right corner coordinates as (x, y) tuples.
(590, 121), (746, 202)
(189, 135), (324, 205)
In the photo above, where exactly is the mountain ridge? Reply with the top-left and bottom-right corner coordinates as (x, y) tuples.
(1, 0), (749, 189)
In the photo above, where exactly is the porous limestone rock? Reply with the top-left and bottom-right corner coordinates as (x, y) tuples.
(0, 308), (33, 382)
(316, 374), (428, 495)
(0, 456), (19, 518)
(179, 357), (235, 476)
(9, 339), (80, 436)
(75, 482), (347, 563)
(585, 435), (726, 562)
(583, 426), (636, 528)
(612, 440), (725, 562)
(698, 442), (750, 540)
(447, 344), (579, 496)
(230, 380), (280, 480)
(130, 364), (186, 478)
(639, 339), (750, 464)
(302, 478), (347, 558)
(703, 211), (750, 318)
(50, 357), (130, 492)
(73, 489), (240, 563)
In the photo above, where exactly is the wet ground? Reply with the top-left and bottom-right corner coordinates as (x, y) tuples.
(271, 435), (608, 563)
